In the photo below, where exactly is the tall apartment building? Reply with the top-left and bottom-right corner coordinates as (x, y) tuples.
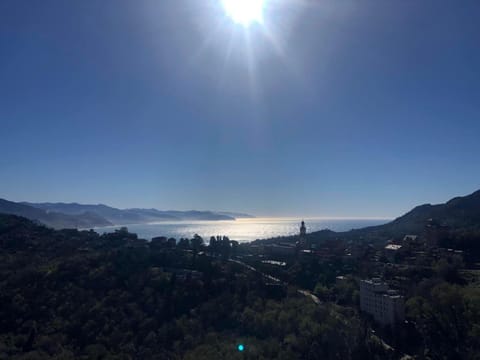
(360, 278), (405, 326)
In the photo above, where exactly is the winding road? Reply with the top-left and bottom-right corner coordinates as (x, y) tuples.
(229, 258), (321, 305)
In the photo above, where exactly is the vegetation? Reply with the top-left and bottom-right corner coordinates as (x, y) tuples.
(257, 189), (480, 247)
(1, 213), (480, 359)
(0, 215), (377, 360)
(406, 282), (480, 359)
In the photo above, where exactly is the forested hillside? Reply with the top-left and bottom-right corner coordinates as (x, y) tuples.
(0, 215), (382, 360)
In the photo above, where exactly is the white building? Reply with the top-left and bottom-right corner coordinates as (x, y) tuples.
(384, 244), (402, 263)
(360, 278), (405, 326)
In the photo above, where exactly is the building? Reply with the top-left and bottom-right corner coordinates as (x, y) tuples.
(298, 249), (314, 262)
(298, 220), (309, 249)
(384, 244), (402, 263)
(360, 278), (405, 326)
(403, 235), (418, 244)
(300, 220), (306, 236)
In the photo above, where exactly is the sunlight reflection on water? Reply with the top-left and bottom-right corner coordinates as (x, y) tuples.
(94, 217), (390, 242)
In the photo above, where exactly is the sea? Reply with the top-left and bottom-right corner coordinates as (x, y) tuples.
(93, 217), (390, 243)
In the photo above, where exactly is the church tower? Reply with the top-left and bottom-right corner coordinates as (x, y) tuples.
(298, 220), (308, 249)
(300, 220), (306, 236)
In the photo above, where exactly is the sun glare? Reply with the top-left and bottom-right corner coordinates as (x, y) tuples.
(222, 0), (265, 26)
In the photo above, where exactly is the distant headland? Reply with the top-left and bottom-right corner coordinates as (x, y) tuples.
(0, 198), (255, 230)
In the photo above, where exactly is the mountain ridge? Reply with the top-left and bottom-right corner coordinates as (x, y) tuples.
(339, 189), (480, 239)
(0, 199), (112, 229)
(255, 189), (480, 244)
(23, 202), (246, 223)
(0, 199), (255, 229)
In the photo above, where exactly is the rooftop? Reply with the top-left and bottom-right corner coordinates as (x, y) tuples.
(385, 244), (402, 251)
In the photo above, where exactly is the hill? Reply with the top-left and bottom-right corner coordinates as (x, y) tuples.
(258, 189), (480, 245)
(0, 199), (112, 229)
(0, 214), (373, 359)
(0, 199), (255, 230)
(387, 189), (480, 232)
(217, 211), (256, 219)
(351, 189), (480, 239)
(23, 202), (249, 224)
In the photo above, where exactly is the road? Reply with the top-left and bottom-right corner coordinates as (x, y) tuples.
(229, 258), (321, 305)
(230, 258), (406, 356)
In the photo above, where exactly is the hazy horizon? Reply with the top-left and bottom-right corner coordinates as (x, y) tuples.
(4, 194), (397, 219)
(2, 191), (471, 220)
(89, 217), (391, 241)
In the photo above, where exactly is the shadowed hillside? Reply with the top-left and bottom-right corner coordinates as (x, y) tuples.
(257, 189), (480, 245)
(23, 202), (249, 224)
(0, 199), (112, 229)
(0, 214), (378, 359)
(358, 189), (480, 238)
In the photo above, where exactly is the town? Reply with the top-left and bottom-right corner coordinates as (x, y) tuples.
(110, 208), (480, 359)
(1, 207), (479, 359)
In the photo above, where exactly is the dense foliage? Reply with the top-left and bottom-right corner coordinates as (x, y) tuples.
(0, 215), (384, 360)
(1, 214), (479, 359)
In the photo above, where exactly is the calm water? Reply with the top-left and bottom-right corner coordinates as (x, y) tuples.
(93, 217), (390, 242)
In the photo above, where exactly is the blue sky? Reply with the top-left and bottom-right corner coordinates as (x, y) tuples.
(1, 0), (479, 217)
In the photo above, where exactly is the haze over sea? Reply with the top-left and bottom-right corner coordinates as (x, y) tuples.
(93, 217), (391, 242)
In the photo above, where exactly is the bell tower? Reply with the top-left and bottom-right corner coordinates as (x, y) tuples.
(300, 220), (306, 236)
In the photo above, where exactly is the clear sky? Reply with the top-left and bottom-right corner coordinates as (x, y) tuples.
(1, 0), (479, 217)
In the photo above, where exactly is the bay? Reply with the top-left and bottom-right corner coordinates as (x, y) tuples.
(93, 217), (391, 242)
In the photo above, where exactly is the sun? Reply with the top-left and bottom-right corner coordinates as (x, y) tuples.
(221, 0), (266, 26)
